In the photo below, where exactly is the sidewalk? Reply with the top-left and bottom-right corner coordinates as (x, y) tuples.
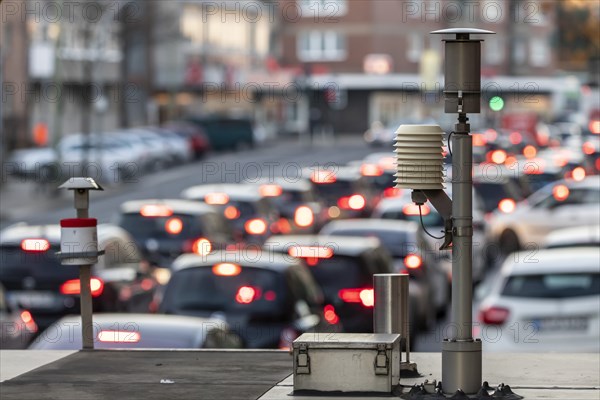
(0, 350), (598, 399)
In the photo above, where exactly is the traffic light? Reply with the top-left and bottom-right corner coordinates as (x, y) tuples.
(489, 96), (504, 112)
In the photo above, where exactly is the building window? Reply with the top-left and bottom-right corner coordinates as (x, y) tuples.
(530, 37), (549, 67)
(407, 33), (423, 63)
(297, 30), (346, 61)
(485, 36), (505, 65)
(298, 0), (347, 17)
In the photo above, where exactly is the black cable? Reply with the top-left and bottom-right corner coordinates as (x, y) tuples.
(418, 204), (445, 240)
(447, 131), (454, 157)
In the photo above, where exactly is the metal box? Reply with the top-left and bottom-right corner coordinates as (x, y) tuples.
(292, 333), (400, 394)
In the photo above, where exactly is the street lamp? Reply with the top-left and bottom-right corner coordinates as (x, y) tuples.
(394, 28), (494, 395)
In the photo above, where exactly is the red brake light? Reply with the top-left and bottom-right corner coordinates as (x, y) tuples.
(404, 254), (422, 269)
(571, 167), (586, 182)
(311, 170), (336, 183)
(472, 133), (486, 147)
(383, 187), (401, 197)
(288, 246), (333, 259)
(236, 286), (257, 304)
(589, 120), (600, 135)
(523, 145), (537, 159)
(583, 141), (596, 155)
(488, 150), (507, 164)
(165, 217), (183, 234)
(20, 310), (38, 333)
(204, 193), (229, 205)
(509, 131), (522, 145)
(212, 263), (241, 276)
(60, 278), (104, 297)
(245, 218), (267, 235)
(553, 185), (570, 201)
(338, 288), (374, 307)
(140, 204), (173, 217)
(21, 239), (50, 252)
(479, 306), (510, 325)
(224, 205), (240, 219)
(191, 238), (212, 256)
(360, 163), (383, 177)
(294, 206), (314, 227)
(498, 198), (516, 213)
(338, 194), (365, 210)
(259, 184), (282, 197)
(323, 304), (340, 325)
(98, 330), (141, 343)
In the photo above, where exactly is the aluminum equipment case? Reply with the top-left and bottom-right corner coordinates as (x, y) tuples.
(292, 333), (401, 393)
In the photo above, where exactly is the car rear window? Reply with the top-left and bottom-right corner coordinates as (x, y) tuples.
(0, 245), (80, 285)
(502, 272), (600, 299)
(162, 267), (288, 317)
(118, 213), (203, 239)
(313, 180), (355, 203)
(308, 256), (368, 297)
(473, 181), (522, 212)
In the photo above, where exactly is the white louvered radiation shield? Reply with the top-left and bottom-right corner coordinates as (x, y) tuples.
(394, 124), (445, 190)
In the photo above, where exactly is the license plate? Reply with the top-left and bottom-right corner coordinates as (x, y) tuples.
(8, 291), (59, 309)
(533, 317), (589, 332)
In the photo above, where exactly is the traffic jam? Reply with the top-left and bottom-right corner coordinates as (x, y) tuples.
(1, 120), (599, 353)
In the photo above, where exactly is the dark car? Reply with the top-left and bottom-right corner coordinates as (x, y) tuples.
(319, 220), (449, 328)
(186, 116), (254, 151)
(115, 199), (234, 266)
(472, 165), (525, 215)
(264, 235), (397, 334)
(306, 165), (378, 219)
(243, 177), (326, 233)
(159, 250), (337, 349)
(29, 313), (243, 350)
(181, 184), (280, 244)
(0, 223), (157, 330)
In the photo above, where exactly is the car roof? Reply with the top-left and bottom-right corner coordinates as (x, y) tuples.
(545, 225), (600, 248)
(265, 234), (382, 256)
(320, 219), (419, 234)
(171, 250), (301, 272)
(120, 199), (216, 215)
(303, 165), (361, 181)
(0, 223), (132, 246)
(501, 247), (600, 276)
(30, 313), (224, 349)
(243, 177), (312, 192)
(181, 184), (262, 202)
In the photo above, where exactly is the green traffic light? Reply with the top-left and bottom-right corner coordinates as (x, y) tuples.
(489, 96), (504, 112)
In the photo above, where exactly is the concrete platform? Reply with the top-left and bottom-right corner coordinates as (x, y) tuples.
(1, 350), (598, 399)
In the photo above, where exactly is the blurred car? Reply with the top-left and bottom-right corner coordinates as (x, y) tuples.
(181, 184), (280, 244)
(363, 121), (395, 147)
(372, 190), (488, 281)
(149, 127), (193, 164)
(0, 223), (157, 330)
(115, 199), (234, 267)
(319, 219), (449, 325)
(357, 155), (399, 200)
(130, 128), (176, 170)
(544, 225), (600, 249)
(0, 284), (37, 349)
(487, 176), (600, 256)
(474, 247), (600, 352)
(264, 235), (405, 335)
(186, 116), (254, 151)
(307, 165), (378, 219)
(162, 121), (210, 159)
(243, 177), (326, 233)
(4, 147), (57, 179)
(159, 250), (337, 349)
(29, 313), (242, 350)
(472, 165), (525, 215)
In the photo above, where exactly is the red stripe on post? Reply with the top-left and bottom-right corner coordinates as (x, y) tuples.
(60, 218), (98, 228)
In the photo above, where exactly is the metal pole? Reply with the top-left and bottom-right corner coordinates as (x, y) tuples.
(441, 114), (481, 394)
(75, 190), (94, 350)
(373, 274), (411, 366)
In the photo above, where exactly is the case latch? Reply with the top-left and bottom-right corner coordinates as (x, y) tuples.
(374, 344), (389, 375)
(296, 343), (310, 374)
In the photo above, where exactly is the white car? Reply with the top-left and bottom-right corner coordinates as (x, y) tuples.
(544, 225), (600, 249)
(486, 176), (600, 255)
(474, 247), (600, 352)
